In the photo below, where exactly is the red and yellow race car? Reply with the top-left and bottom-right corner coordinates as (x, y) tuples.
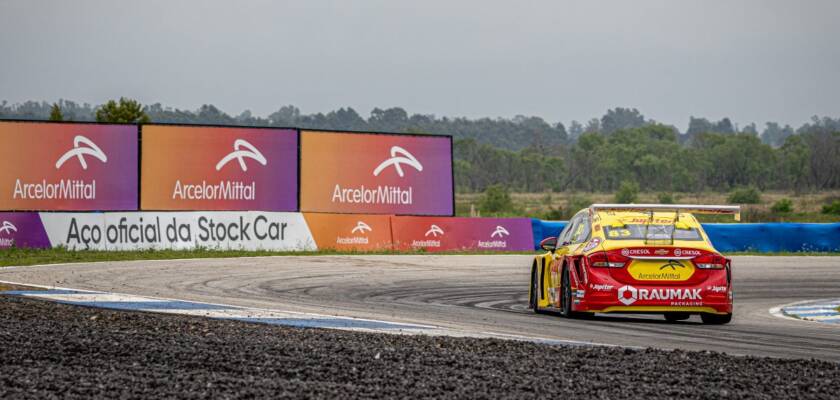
(529, 204), (740, 324)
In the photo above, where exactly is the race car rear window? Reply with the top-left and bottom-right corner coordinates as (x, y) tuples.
(603, 224), (703, 241)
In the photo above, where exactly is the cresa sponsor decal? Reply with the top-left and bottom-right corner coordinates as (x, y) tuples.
(0, 122), (138, 210)
(300, 131), (453, 215)
(141, 125), (298, 211)
(617, 285), (703, 306)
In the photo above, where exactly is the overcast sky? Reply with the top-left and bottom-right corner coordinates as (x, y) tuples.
(1, 0), (838, 130)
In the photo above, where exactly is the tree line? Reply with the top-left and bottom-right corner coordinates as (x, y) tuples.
(2, 99), (838, 193)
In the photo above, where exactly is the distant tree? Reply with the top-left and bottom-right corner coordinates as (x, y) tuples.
(49, 103), (63, 121)
(740, 122), (758, 136)
(761, 122), (795, 147)
(479, 184), (514, 214)
(568, 120), (584, 140)
(727, 187), (762, 204)
(95, 97), (150, 124)
(614, 180), (640, 203)
(584, 118), (601, 134)
(600, 107), (646, 135)
(268, 105), (301, 126)
(687, 116), (735, 137)
(770, 198), (793, 213)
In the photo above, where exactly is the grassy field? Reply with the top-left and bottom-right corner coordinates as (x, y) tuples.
(0, 248), (836, 269)
(456, 190), (840, 222)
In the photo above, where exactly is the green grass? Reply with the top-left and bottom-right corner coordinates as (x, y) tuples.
(0, 247), (535, 268)
(1, 247), (836, 269)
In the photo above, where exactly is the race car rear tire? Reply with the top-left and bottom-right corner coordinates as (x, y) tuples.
(664, 312), (691, 322)
(530, 266), (545, 314)
(560, 264), (592, 319)
(700, 313), (732, 325)
(560, 265), (572, 317)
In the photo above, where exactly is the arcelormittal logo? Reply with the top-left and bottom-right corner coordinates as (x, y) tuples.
(216, 139), (267, 171)
(55, 135), (107, 170)
(351, 221), (372, 234)
(373, 146), (423, 177)
(425, 224), (444, 237)
(491, 225), (509, 238)
(0, 221), (17, 235)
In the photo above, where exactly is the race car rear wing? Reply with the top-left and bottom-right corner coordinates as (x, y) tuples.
(590, 204), (741, 221)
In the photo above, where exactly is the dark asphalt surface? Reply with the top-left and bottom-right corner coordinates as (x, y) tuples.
(2, 255), (838, 360)
(2, 295), (840, 399)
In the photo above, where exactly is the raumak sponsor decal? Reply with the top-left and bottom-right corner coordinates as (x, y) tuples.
(141, 126), (297, 211)
(300, 131), (453, 215)
(38, 212), (315, 251)
(0, 121), (138, 210)
(617, 284), (703, 306)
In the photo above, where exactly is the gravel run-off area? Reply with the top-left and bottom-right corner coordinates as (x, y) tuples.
(1, 295), (839, 399)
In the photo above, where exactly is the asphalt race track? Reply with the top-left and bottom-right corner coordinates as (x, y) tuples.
(2, 255), (839, 362)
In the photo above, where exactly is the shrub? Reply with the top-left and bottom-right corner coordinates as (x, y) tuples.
(565, 195), (593, 219)
(479, 184), (514, 214)
(542, 206), (564, 220)
(727, 187), (761, 204)
(822, 200), (840, 215)
(770, 198), (793, 213)
(614, 181), (640, 203)
(657, 192), (675, 204)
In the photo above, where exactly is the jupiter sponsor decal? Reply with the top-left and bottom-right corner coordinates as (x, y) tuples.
(0, 121), (138, 210)
(140, 125), (298, 211)
(300, 131), (453, 215)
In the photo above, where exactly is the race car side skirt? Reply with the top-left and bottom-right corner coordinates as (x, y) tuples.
(587, 306), (728, 315)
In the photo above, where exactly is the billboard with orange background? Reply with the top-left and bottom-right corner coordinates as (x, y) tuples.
(0, 121), (138, 211)
(303, 213), (393, 251)
(300, 130), (453, 215)
(141, 125), (298, 211)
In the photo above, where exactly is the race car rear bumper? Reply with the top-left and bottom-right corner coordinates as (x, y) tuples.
(572, 284), (733, 314)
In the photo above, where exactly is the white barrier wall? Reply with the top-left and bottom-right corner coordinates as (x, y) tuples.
(38, 212), (316, 251)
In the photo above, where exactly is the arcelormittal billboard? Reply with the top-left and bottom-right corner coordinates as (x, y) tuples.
(141, 125), (298, 211)
(300, 130), (453, 215)
(0, 121), (138, 211)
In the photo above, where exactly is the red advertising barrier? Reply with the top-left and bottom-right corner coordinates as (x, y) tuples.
(141, 125), (298, 211)
(391, 216), (534, 252)
(304, 213), (393, 251)
(300, 130), (453, 216)
(0, 121), (138, 211)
